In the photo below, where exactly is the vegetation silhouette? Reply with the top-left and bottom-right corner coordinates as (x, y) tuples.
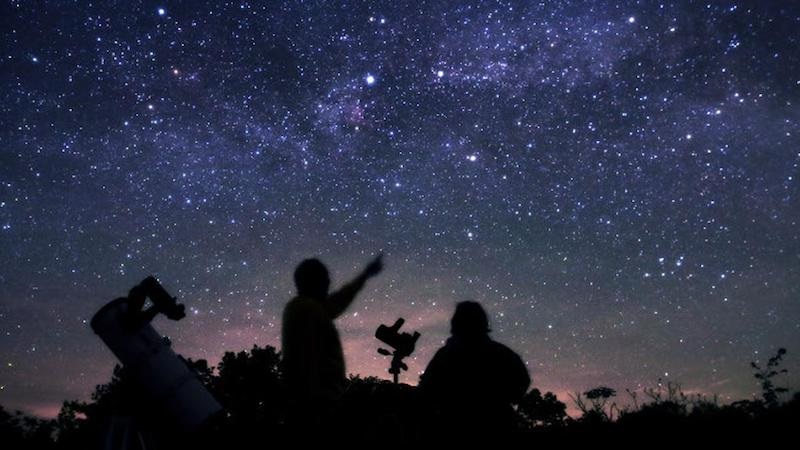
(752, 347), (789, 408)
(517, 388), (568, 428)
(1, 347), (798, 448)
(570, 386), (618, 423)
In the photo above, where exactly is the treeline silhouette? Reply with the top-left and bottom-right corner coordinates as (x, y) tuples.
(1, 347), (797, 448)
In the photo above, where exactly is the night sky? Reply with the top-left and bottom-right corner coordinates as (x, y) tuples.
(1, 0), (799, 418)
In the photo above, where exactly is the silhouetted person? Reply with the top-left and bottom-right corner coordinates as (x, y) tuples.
(281, 253), (384, 437)
(419, 301), (530, 440)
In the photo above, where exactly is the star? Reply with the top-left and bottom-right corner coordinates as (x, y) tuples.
(0, 0), (796, 420)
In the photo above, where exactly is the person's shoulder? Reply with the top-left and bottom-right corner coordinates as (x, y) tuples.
(488, 339), (523, 358)
(433, 341), (455, 356)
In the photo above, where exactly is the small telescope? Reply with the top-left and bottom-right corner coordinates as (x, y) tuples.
(375, 318), (420, 384)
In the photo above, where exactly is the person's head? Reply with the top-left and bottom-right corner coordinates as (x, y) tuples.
(294, 258), (330, 299)
(450, 300), (490, 338)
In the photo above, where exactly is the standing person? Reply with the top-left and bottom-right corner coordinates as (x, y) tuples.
(420, 301), (530, 440)
(281, 253), (383, 436)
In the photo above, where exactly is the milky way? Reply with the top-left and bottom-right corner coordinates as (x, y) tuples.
(1, 1), (799, 417)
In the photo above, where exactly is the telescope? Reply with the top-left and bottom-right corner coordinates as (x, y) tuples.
(375, 318), (420, 384)
(127, 276), (186, 322)
(91, 276), (221, 437)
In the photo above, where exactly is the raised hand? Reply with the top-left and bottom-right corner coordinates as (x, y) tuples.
(363, 253), (384, 278)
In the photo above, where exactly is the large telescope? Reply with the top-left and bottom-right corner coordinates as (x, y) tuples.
(91, 276), (222, 433)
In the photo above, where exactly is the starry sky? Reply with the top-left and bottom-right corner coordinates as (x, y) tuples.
(1, 0), (799, 418)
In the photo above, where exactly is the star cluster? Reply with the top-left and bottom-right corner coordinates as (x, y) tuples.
(1, 0), (799, 417)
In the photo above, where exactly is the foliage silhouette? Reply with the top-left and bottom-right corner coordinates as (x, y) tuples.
(0, 404), (56, 450)
(210, 345), (285, 429)
(2, 346), (798, 447)
(571, 386), (618, 422)
(752, 347), (789, 408)
(517, 388), (568, 428)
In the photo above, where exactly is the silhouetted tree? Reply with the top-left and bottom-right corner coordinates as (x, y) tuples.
(517, 388), (567, 428)
(53, 364), (156, 448)
(0, 404), (56, 450)
(185, 357), (215, 387)
(212, 345), (285, 431)
(751, 348), (788, 408)
(342, 375), (418, 444)
(54, 400), (90, 449)
(0, 404), (27, 449)
(84, 364), (131, 416)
